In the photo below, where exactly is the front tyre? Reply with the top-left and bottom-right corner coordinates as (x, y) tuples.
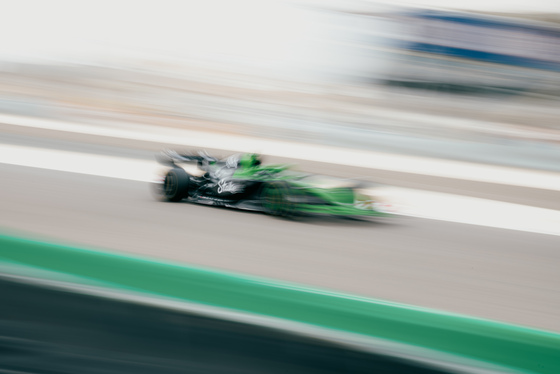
(162, 168), (190, 202)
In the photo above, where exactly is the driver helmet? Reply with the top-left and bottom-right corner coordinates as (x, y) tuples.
(239, 153), (261, 168)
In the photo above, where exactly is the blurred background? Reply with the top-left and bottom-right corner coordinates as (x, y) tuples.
(1, 0), (559, 162)
(1, 0), (560, 372)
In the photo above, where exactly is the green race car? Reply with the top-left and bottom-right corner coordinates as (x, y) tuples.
(153, 150), (391, 219)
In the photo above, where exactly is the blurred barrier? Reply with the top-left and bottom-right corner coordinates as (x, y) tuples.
(1, 233), (559, 374)
(394, 10), (560, 71)
(382, 9), (560, 94)
(1, 277), (456, 374)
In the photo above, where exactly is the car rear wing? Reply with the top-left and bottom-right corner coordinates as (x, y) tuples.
(155, 149), (218, 167)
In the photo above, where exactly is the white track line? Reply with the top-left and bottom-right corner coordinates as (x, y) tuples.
(0, 144), (154, 182)
(374, 187), (560, 237)
(1, 113), (560, 191)
(2, 143), (560, 237)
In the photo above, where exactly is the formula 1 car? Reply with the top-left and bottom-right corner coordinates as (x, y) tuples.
(152, 149), (390, 218)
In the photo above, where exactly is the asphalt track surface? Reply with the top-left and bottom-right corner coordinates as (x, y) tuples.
(1, 132), (559, 333)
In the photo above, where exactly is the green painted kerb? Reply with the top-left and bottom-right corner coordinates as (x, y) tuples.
(0, 234), (559, 374)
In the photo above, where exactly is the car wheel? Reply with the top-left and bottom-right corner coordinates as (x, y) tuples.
(261, 182), (294, 217)
(163, 168), (190, 202)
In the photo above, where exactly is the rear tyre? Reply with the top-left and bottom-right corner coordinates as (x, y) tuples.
(162, 168), (190, 202)
(260, 182), (295, 217)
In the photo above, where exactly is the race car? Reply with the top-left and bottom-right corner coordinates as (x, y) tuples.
(152, 149), (390, 218)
